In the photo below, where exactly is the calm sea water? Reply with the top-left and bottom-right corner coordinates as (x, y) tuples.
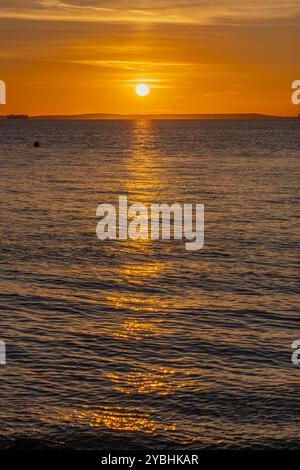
(0, 119), (299, 449)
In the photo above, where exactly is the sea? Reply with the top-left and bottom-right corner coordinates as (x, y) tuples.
(0, 119), (299, 449)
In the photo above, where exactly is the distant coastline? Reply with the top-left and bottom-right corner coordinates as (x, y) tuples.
(0, 113), (299, 120)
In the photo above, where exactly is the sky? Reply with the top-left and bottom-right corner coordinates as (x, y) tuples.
(0, 0), (299, 115)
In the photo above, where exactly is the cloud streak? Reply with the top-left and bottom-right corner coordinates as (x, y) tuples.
(0, 0), (299, 24)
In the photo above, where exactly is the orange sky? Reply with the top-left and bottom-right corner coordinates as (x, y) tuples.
(0, 1), (299, 116)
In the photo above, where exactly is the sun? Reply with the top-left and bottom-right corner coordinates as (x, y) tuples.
(135, 84), (150, 97)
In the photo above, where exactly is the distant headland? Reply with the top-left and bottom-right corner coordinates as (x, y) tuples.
(0, 113), (299, 120)
(5, 114), (29, 120)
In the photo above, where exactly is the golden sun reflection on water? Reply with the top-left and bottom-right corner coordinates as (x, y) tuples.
(106, 293), (168, 313)
(97, 121), (178, 436)
(123, 120), (167, 207)
(111, 318), (163, 341)
(64, 406), (175, 434)
(120, 261), (163, 285)
(104, 123), (170, 343)
(107, 368), (181, 396)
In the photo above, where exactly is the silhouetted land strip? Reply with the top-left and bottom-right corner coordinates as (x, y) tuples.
(0, 113), (299, 120)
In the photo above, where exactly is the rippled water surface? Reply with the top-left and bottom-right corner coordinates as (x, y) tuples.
(0, 119), (299, 449)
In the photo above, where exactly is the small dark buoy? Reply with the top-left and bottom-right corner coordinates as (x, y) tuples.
(34, 140), (40, 148)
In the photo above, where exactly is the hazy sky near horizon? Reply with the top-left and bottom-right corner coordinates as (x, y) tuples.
(0, 0), (299, 115)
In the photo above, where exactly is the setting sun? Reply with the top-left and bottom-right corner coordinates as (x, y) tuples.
(135, 84), (150, 97)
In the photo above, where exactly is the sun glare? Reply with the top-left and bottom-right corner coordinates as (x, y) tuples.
(135, 84), (150, 97)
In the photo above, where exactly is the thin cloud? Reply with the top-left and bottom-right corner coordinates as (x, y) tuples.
(0, 0), (299, 24)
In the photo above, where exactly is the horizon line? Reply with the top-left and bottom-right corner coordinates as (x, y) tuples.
(1, 112), (299, 120)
